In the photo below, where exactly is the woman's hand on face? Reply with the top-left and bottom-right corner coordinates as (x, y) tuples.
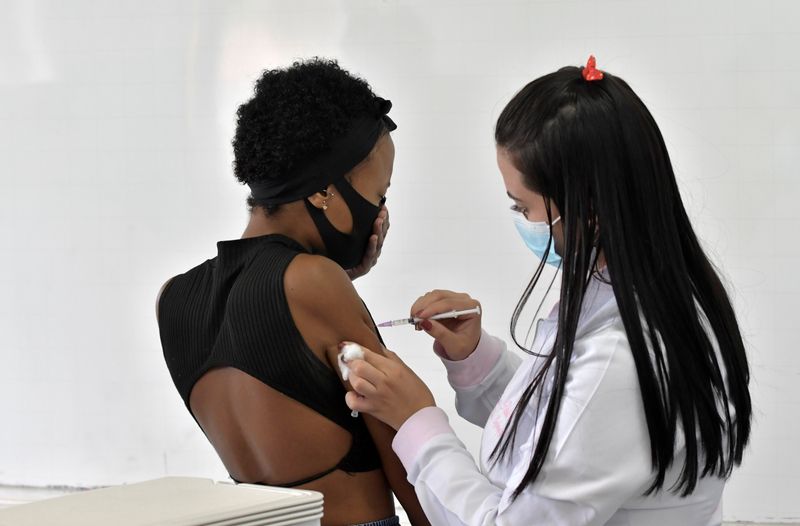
(344, 345), (435, 431)
(411, 290), (482, 361)
(346, 205), (390, 281)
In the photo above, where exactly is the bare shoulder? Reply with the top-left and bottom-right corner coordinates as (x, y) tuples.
(155, 277), (176, 320)
(284, 253), (366, 320)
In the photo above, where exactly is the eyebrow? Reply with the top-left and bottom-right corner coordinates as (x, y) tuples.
(506, 191), (522, 201)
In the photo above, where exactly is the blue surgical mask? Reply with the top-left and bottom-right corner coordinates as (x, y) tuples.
(511, 210), (562, 267)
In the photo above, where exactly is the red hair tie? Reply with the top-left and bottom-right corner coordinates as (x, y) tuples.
(582, 55), (604, 81)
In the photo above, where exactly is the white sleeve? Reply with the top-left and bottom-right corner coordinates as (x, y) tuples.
(394, 326), (656, 525)
(437, 330), (521, 427)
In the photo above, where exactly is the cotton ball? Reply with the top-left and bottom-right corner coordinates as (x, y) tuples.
(341, 343), (365, 363)
(338, 343), (365, 418)
(338, 343), (364, 381)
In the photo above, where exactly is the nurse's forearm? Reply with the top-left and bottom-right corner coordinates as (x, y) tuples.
(443, 331), (521, 426)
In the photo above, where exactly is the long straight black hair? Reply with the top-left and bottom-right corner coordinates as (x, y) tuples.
(492, 64), (751, 499)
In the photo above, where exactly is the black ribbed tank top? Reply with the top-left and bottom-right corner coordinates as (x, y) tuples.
(157, 234), (382, 485)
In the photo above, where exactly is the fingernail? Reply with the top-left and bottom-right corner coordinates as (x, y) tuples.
(421, 320), (433, 331)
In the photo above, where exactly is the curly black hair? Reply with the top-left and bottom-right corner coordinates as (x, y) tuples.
(233, 58), (381, 211)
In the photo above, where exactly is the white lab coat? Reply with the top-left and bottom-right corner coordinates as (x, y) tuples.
(392, 273), (727, 525)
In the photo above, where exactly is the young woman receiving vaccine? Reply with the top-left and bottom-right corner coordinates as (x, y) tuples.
(158, 59), (429, 526)
(342, 57), (752, 525)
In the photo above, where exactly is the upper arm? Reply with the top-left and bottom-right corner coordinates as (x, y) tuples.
(284, 253), (431, 525)
(283, 254), (386, 376)
(155, 277), (176, 322)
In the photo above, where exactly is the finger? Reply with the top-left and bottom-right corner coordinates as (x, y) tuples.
(345, 390), (373, 414)
(373, 347), (405, 366)
(349, 373), (378, 397)
(374, 227), (386, 251)
(410, 290), (457, 317)
(348, 358), (386, 385)
(372, 214), (384, 236)
(419, 319), (462, 348)
(363, 234), (378, 260)
(381, 213), (390, 236)
(357, 349), (396, 369)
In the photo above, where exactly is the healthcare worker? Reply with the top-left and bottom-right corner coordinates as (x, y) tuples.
(341, 56), (752, 525)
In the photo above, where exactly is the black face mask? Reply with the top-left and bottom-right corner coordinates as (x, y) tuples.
(304, 177), (383, 269)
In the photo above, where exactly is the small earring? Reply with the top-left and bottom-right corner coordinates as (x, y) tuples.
(321, 191), (334, 211)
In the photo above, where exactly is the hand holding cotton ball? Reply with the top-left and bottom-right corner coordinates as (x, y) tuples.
(338, 343), (365, 417)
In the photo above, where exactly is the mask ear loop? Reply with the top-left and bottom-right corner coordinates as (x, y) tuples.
(590, 218), (610, 282)
(522, 198), (562, 355)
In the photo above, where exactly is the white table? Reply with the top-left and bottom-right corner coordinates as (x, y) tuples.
(0, 477), (323, 526)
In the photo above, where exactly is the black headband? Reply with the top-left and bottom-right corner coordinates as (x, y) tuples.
(248, 97), (397, 206)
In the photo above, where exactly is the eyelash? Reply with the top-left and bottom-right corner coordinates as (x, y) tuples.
(510, 204), (527, 215)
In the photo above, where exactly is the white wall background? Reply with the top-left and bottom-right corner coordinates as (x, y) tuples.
(0, 0), (797, 522)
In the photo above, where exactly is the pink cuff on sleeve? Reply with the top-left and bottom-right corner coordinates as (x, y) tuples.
(437, 329), (505, 389)
(392, 406), (453, 469)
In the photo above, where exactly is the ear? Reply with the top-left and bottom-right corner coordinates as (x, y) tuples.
(306, 184), (336, 210)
